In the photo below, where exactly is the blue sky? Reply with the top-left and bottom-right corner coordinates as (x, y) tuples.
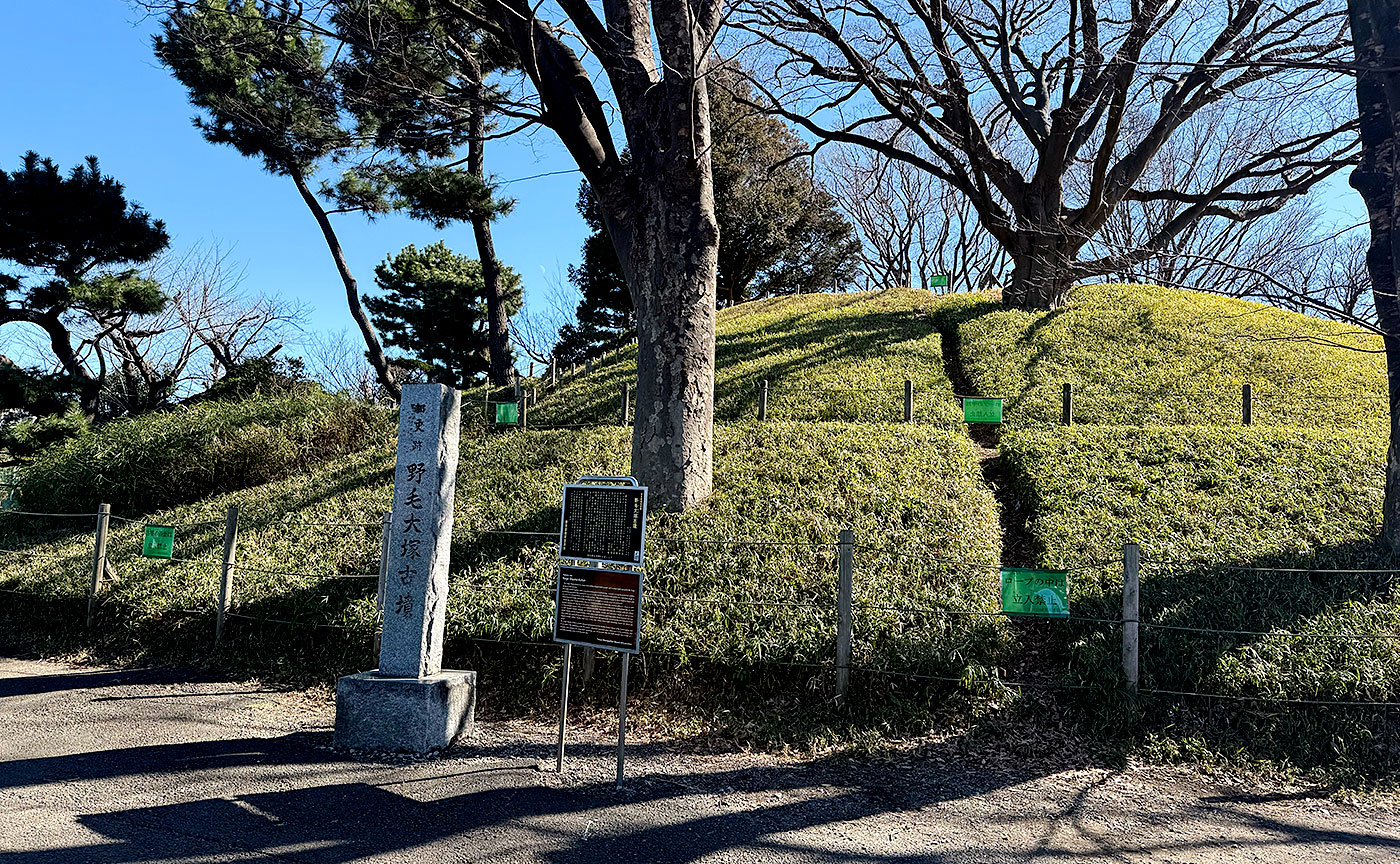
(0, 0), (587, 364)
(0, 2), (1372, 373)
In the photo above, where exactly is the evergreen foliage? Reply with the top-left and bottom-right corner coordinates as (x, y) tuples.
(0, 151), (171, 413)
(364, 242), (522, 386)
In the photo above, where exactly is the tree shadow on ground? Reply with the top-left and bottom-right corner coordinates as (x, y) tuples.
(4, 723), (1399, 863)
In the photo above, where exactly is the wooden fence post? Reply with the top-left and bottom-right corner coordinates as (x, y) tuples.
(1062, 382), (1074, 426)
(758, 379), (769, 421)
(86, 503), (111, 628)
(529, 361), (535, 379)
(550, 358), (557, 387)
(904, 379), (914, 423)
(1242, 383), (1253, 426)
(374, 511), (391, 658)
(621, 383), (630, 426)
(836, 528), (854, 698)
(1122, 542), (1140, 692)
(215, 504), (239, 644)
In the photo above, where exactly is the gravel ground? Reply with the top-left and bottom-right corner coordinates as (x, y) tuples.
(2, 656), (1399, 863)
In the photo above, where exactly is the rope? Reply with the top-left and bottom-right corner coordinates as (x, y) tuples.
(231, 563), (379, 579)
(223, 612), (352, 630)
(0, 547), (84, 562)
(1139, 687), (1400, 708)
(1145, 559), (1400, 575)
(1140, 621), (1400, 641)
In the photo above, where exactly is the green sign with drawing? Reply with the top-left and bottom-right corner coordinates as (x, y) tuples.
(962, 397), (1003, 424)
(929, 274), (950, 289)
(1000, 567), (1069, 617)
(142, 525), (175, 559)
(494, 401), (519, 425)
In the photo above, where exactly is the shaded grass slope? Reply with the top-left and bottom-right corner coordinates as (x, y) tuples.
(1002, 425), (1399, 778)
(525, 289), (964, 428)
(0, 423), (1005, 736)
(956, 284), (1386, 428)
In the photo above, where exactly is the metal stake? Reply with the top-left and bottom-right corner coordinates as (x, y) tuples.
(556, 643), (572, 772)
(616, 652), (631, 785)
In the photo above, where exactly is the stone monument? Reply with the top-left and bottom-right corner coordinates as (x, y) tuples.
(334, 383), (475, 752)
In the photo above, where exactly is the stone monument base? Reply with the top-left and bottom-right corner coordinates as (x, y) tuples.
(334, 670), (477, 753)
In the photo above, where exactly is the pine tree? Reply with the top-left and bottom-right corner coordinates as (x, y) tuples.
(364, 242), (521, 387)
(0, 152), (170, 414)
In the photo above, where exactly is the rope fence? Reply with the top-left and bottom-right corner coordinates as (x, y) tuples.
(2, 503), (1399, 712)
(487, 364), (1392, 430)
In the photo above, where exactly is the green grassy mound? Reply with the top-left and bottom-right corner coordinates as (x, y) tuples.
(0, 423), (1006, 730)
(524, 289), (964, 428)
(15, 393), (393, 516)
(1002, 425), (1399, 776)
(956, 284), (1386, 428)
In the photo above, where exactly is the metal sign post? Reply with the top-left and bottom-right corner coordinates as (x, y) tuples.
(552, 476), (647, 785)
(556, 643), (572, 773)
(617, 653), (630, 784)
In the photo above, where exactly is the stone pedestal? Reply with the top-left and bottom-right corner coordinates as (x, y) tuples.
(334, 670), (477, 753)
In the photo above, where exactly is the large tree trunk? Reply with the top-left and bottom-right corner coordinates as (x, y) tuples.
(626, 104), (719, 511)
(1349, 0), (1400, 551)
(1003, 229), (1076, 310)
(466, 98), (512, 387)
(288, 167), (399, 400)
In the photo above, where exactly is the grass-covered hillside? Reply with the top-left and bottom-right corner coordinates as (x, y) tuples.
(0, 421), (1003, 734)
(2, 283), (1398, 777)
(527, 289), (963, 428)
(1002, 425), (1397, 776)
(948, 283), (1381, 428)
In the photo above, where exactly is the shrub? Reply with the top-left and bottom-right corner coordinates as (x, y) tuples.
(16, 392), (393, 515)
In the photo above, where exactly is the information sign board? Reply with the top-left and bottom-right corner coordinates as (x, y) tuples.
(553, 564), (642, 653)
(494, 401), (519, 424)
(963, 397), (1003, 424)
(559, 484), (647, 565)
(929, 274), (950, 289)
(142, 525), (175, 559)
(1000, 567), (1069, 617)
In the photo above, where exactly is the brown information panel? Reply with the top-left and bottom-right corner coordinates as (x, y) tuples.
(553, 565), (642, 654)
(558, 485), (647, 566)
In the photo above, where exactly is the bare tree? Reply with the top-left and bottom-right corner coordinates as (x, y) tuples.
(66, 244), (305, 415)
(821, 126), (1006, 292)
(735, 0), (1358, 310)
(301, 328), (379, 400)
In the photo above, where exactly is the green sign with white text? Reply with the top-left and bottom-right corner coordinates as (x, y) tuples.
(929, 274), (950, 289)
(963, 397), (1003, 424)
(1001, 567), (1069, 617)
(494, 401), (519, 425)
(142, 525), (175, 559)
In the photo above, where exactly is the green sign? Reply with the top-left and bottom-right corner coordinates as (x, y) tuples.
(494, 401), (519, 425)
(929, 274), (950, 289)
(1001, 567), (1069, 617)
(963, 397), (1003, 424)
(142, 525), (175, 559)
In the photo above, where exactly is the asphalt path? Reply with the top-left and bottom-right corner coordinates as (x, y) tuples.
(2, 656), (1398, 863)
